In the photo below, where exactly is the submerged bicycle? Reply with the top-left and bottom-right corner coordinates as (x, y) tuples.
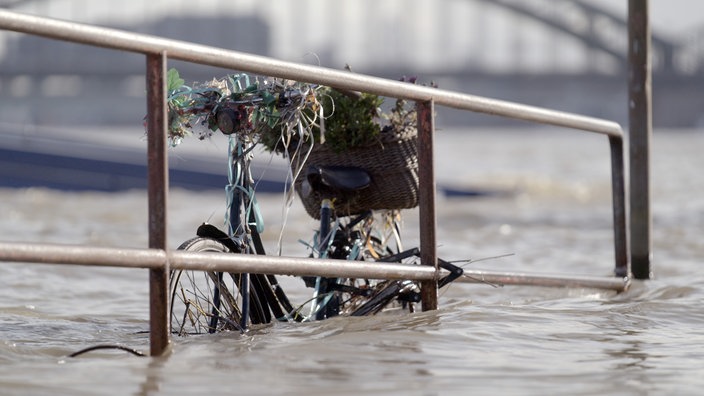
(165, 70), (463, 335)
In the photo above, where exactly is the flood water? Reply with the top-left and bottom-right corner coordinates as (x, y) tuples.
(1, 128), (703, 395)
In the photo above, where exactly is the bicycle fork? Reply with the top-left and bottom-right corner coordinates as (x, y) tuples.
(310, 198), (335, 320)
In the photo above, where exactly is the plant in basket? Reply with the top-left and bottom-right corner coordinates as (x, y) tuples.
(287, 84), (420, 218)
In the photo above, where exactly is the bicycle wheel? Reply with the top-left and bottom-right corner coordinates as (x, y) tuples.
(169, 236), (247, 335)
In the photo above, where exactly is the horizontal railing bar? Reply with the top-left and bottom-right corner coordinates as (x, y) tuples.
(0, 241), (629, 291)
(0, 241), (437, 278)
(0, 10), (622, 138)
(457, 270), (630, 291)
(173, 251), (437, 280)
(0, 241), (166, 269)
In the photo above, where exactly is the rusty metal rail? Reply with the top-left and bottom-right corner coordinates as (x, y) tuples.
(0, 10), (630, 356)
(0, 242), (630, 291)
(0, 11), (623, 137)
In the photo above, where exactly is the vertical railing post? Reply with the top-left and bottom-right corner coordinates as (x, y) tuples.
(628, 0), (652, 279)
(146, 52), (170, 356)
(609, 136), (629, 277)
(416, 100), (438, 311)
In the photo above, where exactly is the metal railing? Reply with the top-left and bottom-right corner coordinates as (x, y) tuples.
(0, 10), (630, 356)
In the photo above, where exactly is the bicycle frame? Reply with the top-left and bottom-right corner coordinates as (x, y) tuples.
(307, 203), (464, 320)
(225, 135), (252, 329)
(204, 134), (265, 331)
(308, 205), (402, 320)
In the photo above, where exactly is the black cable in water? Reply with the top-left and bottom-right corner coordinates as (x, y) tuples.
(68, 344), (146, 358)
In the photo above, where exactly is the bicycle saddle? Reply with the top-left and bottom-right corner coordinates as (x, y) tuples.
(306, 165), (371, 197)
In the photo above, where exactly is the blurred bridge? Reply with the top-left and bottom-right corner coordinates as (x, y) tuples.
(0, 0), (702, 127)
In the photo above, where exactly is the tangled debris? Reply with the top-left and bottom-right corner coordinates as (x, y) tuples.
(164, 69), (417, 153)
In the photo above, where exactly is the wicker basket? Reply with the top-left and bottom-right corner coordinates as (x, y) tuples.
(290, 125), (419, 219)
